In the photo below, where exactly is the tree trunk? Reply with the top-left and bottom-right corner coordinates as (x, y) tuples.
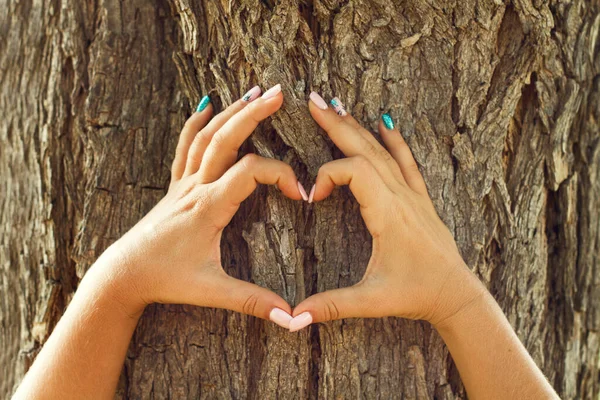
(1, 0), (599, 398)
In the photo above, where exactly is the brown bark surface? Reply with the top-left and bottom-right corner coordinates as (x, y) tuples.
(1, 0), (599, 398)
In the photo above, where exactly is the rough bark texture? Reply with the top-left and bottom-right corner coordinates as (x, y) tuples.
(1, 0), (599, 398)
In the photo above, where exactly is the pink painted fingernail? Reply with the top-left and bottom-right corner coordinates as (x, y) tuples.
(309, 91), (328, 110)
(289, 312), (313, 332)
(330, 97), (348, 116)
(269, 308), (293, 329)
(297, 182), (309, 201)
(242, 85), (261, 102)
(261, 83), (282, 99)
(308, 185), (316, 203)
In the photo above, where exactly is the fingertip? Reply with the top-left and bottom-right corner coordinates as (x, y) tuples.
(285, 186), (304, 202)
(260, 84), (284, 109)
(308, 98), (335, 119)
(308, 96), (350, 138)
(265, 289), (292, 318)
(181, 103), (213, 140)
(278, 171), (304, 201)
(269, 307), (293, 329)
(195, 95), (212, 113)
(189, 103), (213, 124)
(378, 119), (400, 137)
(330, 97), (348, 117)
(297, 181), (309, 201)
(309, 91), (328, 110)
(310, 172), (335, 203)
(308, 184), (316, 203)
(309, 183), (332, 203)
(271, 297), (293, 316)
(381, 113), (395, 131)
(253, 90), (284, 118)
(241, 85), (262, 102)
(291, 298), (318, 320)
(252, 288), (293, 320)
(261, 83), (282, 100)
(267, 91), (284, 107)
(377, 118), (386, 135)
(289, 311), (313, 332)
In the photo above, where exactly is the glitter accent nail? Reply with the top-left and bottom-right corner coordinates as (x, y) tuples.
(330, 97), (347, 116)
(382, 113), (395, 130)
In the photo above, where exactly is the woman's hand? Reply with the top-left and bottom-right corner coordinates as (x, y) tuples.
(94, 84), (301, 328)
(292, 94), (558, 400)
(290, 93), (486, 331)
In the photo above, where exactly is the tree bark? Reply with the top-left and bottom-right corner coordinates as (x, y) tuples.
(1, 0), (599, 398)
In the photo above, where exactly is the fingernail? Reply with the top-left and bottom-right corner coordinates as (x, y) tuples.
(297, 182), (309, 201)
(289, 312), (313, 332)
(242, 85), (261, 102)
(269, 308), (293, 329)
(196, 95), (210, 112)
(308, 185), (316, 204)
(309, 91), (328, 110)
(261, 83), (282, 99)
(382, 113), (395, 130)
(330, 97), (347, 116)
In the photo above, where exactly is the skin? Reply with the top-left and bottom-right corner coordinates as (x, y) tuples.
(291, 99), (559, 399)
(13, 88), (558, 400)
(13, 88), (299, 399)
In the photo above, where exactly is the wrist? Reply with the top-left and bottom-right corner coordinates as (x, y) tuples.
(432, 289), (501, 350)
(82, 245), (148, 320)
(428, 261), (489, 328)
(430, 271), (493, 332)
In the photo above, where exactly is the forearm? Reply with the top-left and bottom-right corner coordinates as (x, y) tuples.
(14, 256), (143, 400)
(434, 289), (558, 399)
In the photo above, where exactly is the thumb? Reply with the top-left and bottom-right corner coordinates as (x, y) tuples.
(207, 273), (294, 329)
(290, 284), (373, 332)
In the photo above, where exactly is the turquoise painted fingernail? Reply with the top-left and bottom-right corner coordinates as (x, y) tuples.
(196, 95), (210, 112)
(382, 113), (394, 130)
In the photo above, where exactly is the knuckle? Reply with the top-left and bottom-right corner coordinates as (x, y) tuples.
(242, 293), (260, 316)
(186, 151), (201, 167)
(190, 188), (210, 213)
(397, 137), (411, 151)
(391, 198), (407, 222)
(240, 153), (260, 169)
(182, 118), (195, 131)
(242, 103), (261, 124)
(190, 133), (203, 149)
(198, 127), (213, 142)
(283, 163), (294, 176)
(352, 155), (370, 170)
(406, 162), (421, 175)
(321, 296), (340, 321)
(209, 131), (226, 150)
(379, 148), (394, 163)
(364, 142), (380, 158)
(317, 163), (331, 176)
(188, 130), (210, 155)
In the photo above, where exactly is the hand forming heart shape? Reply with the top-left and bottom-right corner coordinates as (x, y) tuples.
(16, 83), (560, 400)
(98, 84), (483, 334)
